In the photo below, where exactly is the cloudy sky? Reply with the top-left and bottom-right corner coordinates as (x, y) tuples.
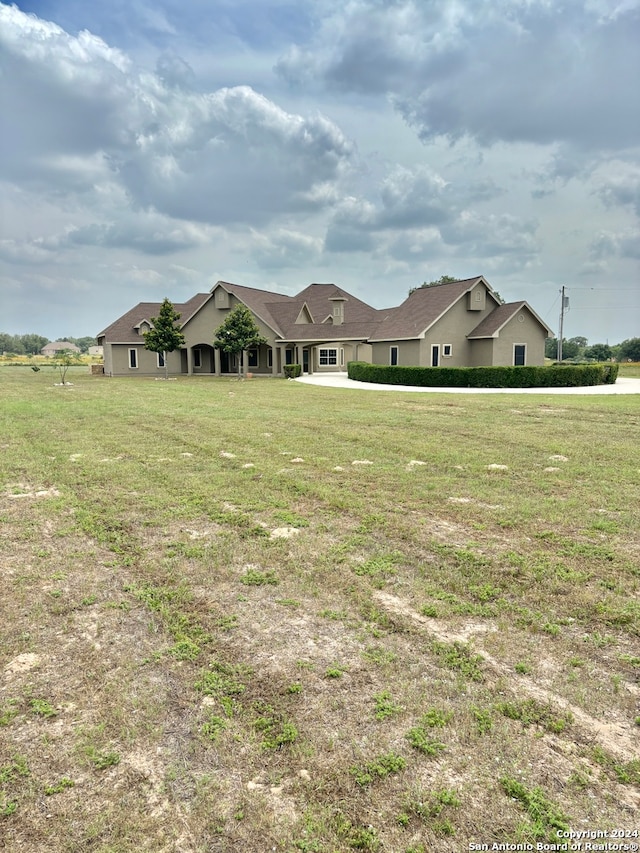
(1, 0), (638, 344)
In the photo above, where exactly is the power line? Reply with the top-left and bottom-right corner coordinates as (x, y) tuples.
(563, 286), (639, 291)
(543, 292), (561, 325)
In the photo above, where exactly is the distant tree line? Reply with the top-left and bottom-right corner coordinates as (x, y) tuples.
(0, 334), (97, 355)
(545, 336), (640, 362)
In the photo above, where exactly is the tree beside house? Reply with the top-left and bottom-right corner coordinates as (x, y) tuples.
(214, 304), (267, 378)
(143, 298), (186, 380)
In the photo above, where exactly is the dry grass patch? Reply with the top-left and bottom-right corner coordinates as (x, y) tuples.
(1, 368), (638, 851)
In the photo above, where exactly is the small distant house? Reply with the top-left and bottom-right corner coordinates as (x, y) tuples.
(88, 345), (104, 357)
(41, 341), (81, 356)
(97, 276), (553, 377)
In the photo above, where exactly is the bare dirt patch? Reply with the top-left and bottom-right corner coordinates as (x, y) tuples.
(373, 590), (639, 769)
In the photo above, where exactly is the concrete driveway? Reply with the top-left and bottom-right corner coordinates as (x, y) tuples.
(295, 372), (640, 395)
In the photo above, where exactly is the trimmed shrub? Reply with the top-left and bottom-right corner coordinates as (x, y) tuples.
(284, 364), (302, 379)
(347, 362), (619, 389)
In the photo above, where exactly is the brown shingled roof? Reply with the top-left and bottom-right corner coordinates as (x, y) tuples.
(369, 277), (487, 341)
(467, 302), (553, 338)
(264, 283), (383, 341)
(293, 283), (381, 327)
(214, 281), (294, 337)
(97, 295), (210, 342)
(274, 321), (381, 342)
(98, 275), (548, 349)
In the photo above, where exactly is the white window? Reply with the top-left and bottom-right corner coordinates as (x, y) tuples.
(129, 349), (138, 369)
(193, 349), (201, 368)
(157, 352), (165, 368)
(390, 346), (398, 366)
(267, 349), (273, 368)
(319, 348), (338, 366)
(442, 344), (452, 357)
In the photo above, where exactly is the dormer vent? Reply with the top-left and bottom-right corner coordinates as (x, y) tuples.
(329, 295), (347, 326)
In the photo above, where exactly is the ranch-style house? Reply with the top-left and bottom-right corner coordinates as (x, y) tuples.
(97, 276), (553, 377)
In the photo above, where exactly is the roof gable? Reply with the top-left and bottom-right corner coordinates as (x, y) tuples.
(370, 276), (491, 341)
(212, 280), (293, 337)
(133, 319), (153, 331)
(295, 303), (314, 324)
(291, 283), (379, 324)
(467, 302), (554, 339)
(98, 296), (209, 342)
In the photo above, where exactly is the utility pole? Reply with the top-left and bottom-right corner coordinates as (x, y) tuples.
(558, 286), (569, 361)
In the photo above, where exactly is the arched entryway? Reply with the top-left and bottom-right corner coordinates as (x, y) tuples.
(187, 344), (216, 374)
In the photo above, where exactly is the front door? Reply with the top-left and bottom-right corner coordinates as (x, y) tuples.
(303, 349), (309, 373)
(431, 344), (439, 367)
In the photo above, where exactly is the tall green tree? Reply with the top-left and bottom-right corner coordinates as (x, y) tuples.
(584, 343), (612, 361)
(570, 336), (588, 349)
(618, 337), (640, 362)
(409, 275), (458, 295)
(62, 335), (97, 353)
(0, 333), (23, 355)
(143, 298), (186, 380)
(545, 337), (580, 360)
(20, 334), (49, 355)
(213, 304), (267, 378)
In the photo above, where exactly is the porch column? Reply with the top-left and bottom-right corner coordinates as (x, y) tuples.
(342, 342), (355, 372)
(242, 349), (248, 376)
(271, 347), (278, 376)
(186, 347), (193, 376)
(307, 345), (314, 375)
(214, 348), (221, 376)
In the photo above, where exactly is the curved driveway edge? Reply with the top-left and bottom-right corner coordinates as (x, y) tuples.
(294, 373), (640, 395)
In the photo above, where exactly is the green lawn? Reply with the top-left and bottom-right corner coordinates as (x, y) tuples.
(1, 367), (638, 852)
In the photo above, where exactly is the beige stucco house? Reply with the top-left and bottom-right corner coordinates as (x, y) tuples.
(41, 341), (81, 356)
(97, 276), (552, 377)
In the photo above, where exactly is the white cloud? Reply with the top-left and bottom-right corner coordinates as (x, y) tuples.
(589, 229), (640, 260)
(253, 228), (323, 269)
(278, 0), (640, 152)
(1, 1), (638, 345)
(0, 4), (355, 225)
(595, 162), (640, 216)
(0, 239), (54, 265)
(58, 216), (215, 255)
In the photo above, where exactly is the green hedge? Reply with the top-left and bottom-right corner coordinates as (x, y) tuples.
(347, 362), (619, 388)
(284, 364), (302, 379)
